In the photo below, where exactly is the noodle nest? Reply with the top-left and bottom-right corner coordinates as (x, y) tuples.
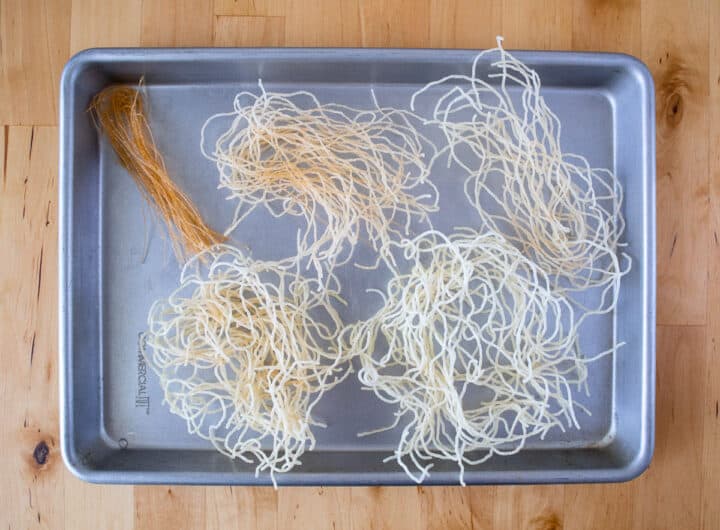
(411, 38), (628, 301)
(144, 244), (349, 484)
(344, 229), (607, 484)
(201, 83), (439, 280)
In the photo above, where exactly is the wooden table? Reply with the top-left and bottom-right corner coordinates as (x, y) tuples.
(1, 1), (717, 528)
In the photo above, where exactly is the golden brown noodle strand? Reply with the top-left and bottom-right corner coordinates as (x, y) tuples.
(144, 244), (350, 487)
(90, 84), (225, 262)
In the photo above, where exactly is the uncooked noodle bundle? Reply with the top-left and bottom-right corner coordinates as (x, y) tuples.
(343, 229), (612, 484)
(201, 82), (438, 281)
(411, 38), (629, 303)
(143, 244), (349, 487)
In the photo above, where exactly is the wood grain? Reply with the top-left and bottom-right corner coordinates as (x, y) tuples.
(644, 0), (710, 326)
(141, 0), (214, 46)
(571, 0), (641, 54)
(0, 1), (718, 529)
(205, 486), (278, 529)
(359, 0), (430, 47)
(70, 0), (143, 52)
(278, 487), (352, 529)
(134, 486), (207, 530)
(0, 126), (63, 529)
(492, 486), (565, 530)
(214, 15), (286, 46)
(562, 483), (639, 529)
(501, 0), (572, 50)
(701, 2), (720, 528)
(0, 0), (71, 125)
(428, 0), (502, 49)
(64, 481), (134, 530)
(640, 326), (706, 529)
(214, 0), (286, 17)
(419, 486), (472, 529)
(282, 0), (361, 47)
(349, 487), (424, 529)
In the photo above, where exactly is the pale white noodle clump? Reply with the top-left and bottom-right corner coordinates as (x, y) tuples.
(201, 82), (438, 281)
(344, 229), (610, 484)
(143, 244), (349, 487)
(412, 37), (629, 304)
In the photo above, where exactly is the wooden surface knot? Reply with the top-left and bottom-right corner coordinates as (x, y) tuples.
(32, 440), (49, 467)
(657, 52), (694, 129)
(529, 512), (563, 530)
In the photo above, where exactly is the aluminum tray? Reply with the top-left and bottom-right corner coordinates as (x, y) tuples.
(59, 48), (655, 486)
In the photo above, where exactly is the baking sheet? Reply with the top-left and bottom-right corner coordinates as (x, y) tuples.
(59, 48), (655, 485)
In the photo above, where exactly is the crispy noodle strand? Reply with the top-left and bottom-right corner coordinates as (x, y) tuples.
(143, 244), (349, 487)
(344, 229), (614, 485)
(201, 82), (439, 281)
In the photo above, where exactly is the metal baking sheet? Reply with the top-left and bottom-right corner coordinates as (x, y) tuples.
(59, 48), (655, 485)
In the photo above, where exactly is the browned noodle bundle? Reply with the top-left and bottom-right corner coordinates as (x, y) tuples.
(90, 84), (224, 261)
